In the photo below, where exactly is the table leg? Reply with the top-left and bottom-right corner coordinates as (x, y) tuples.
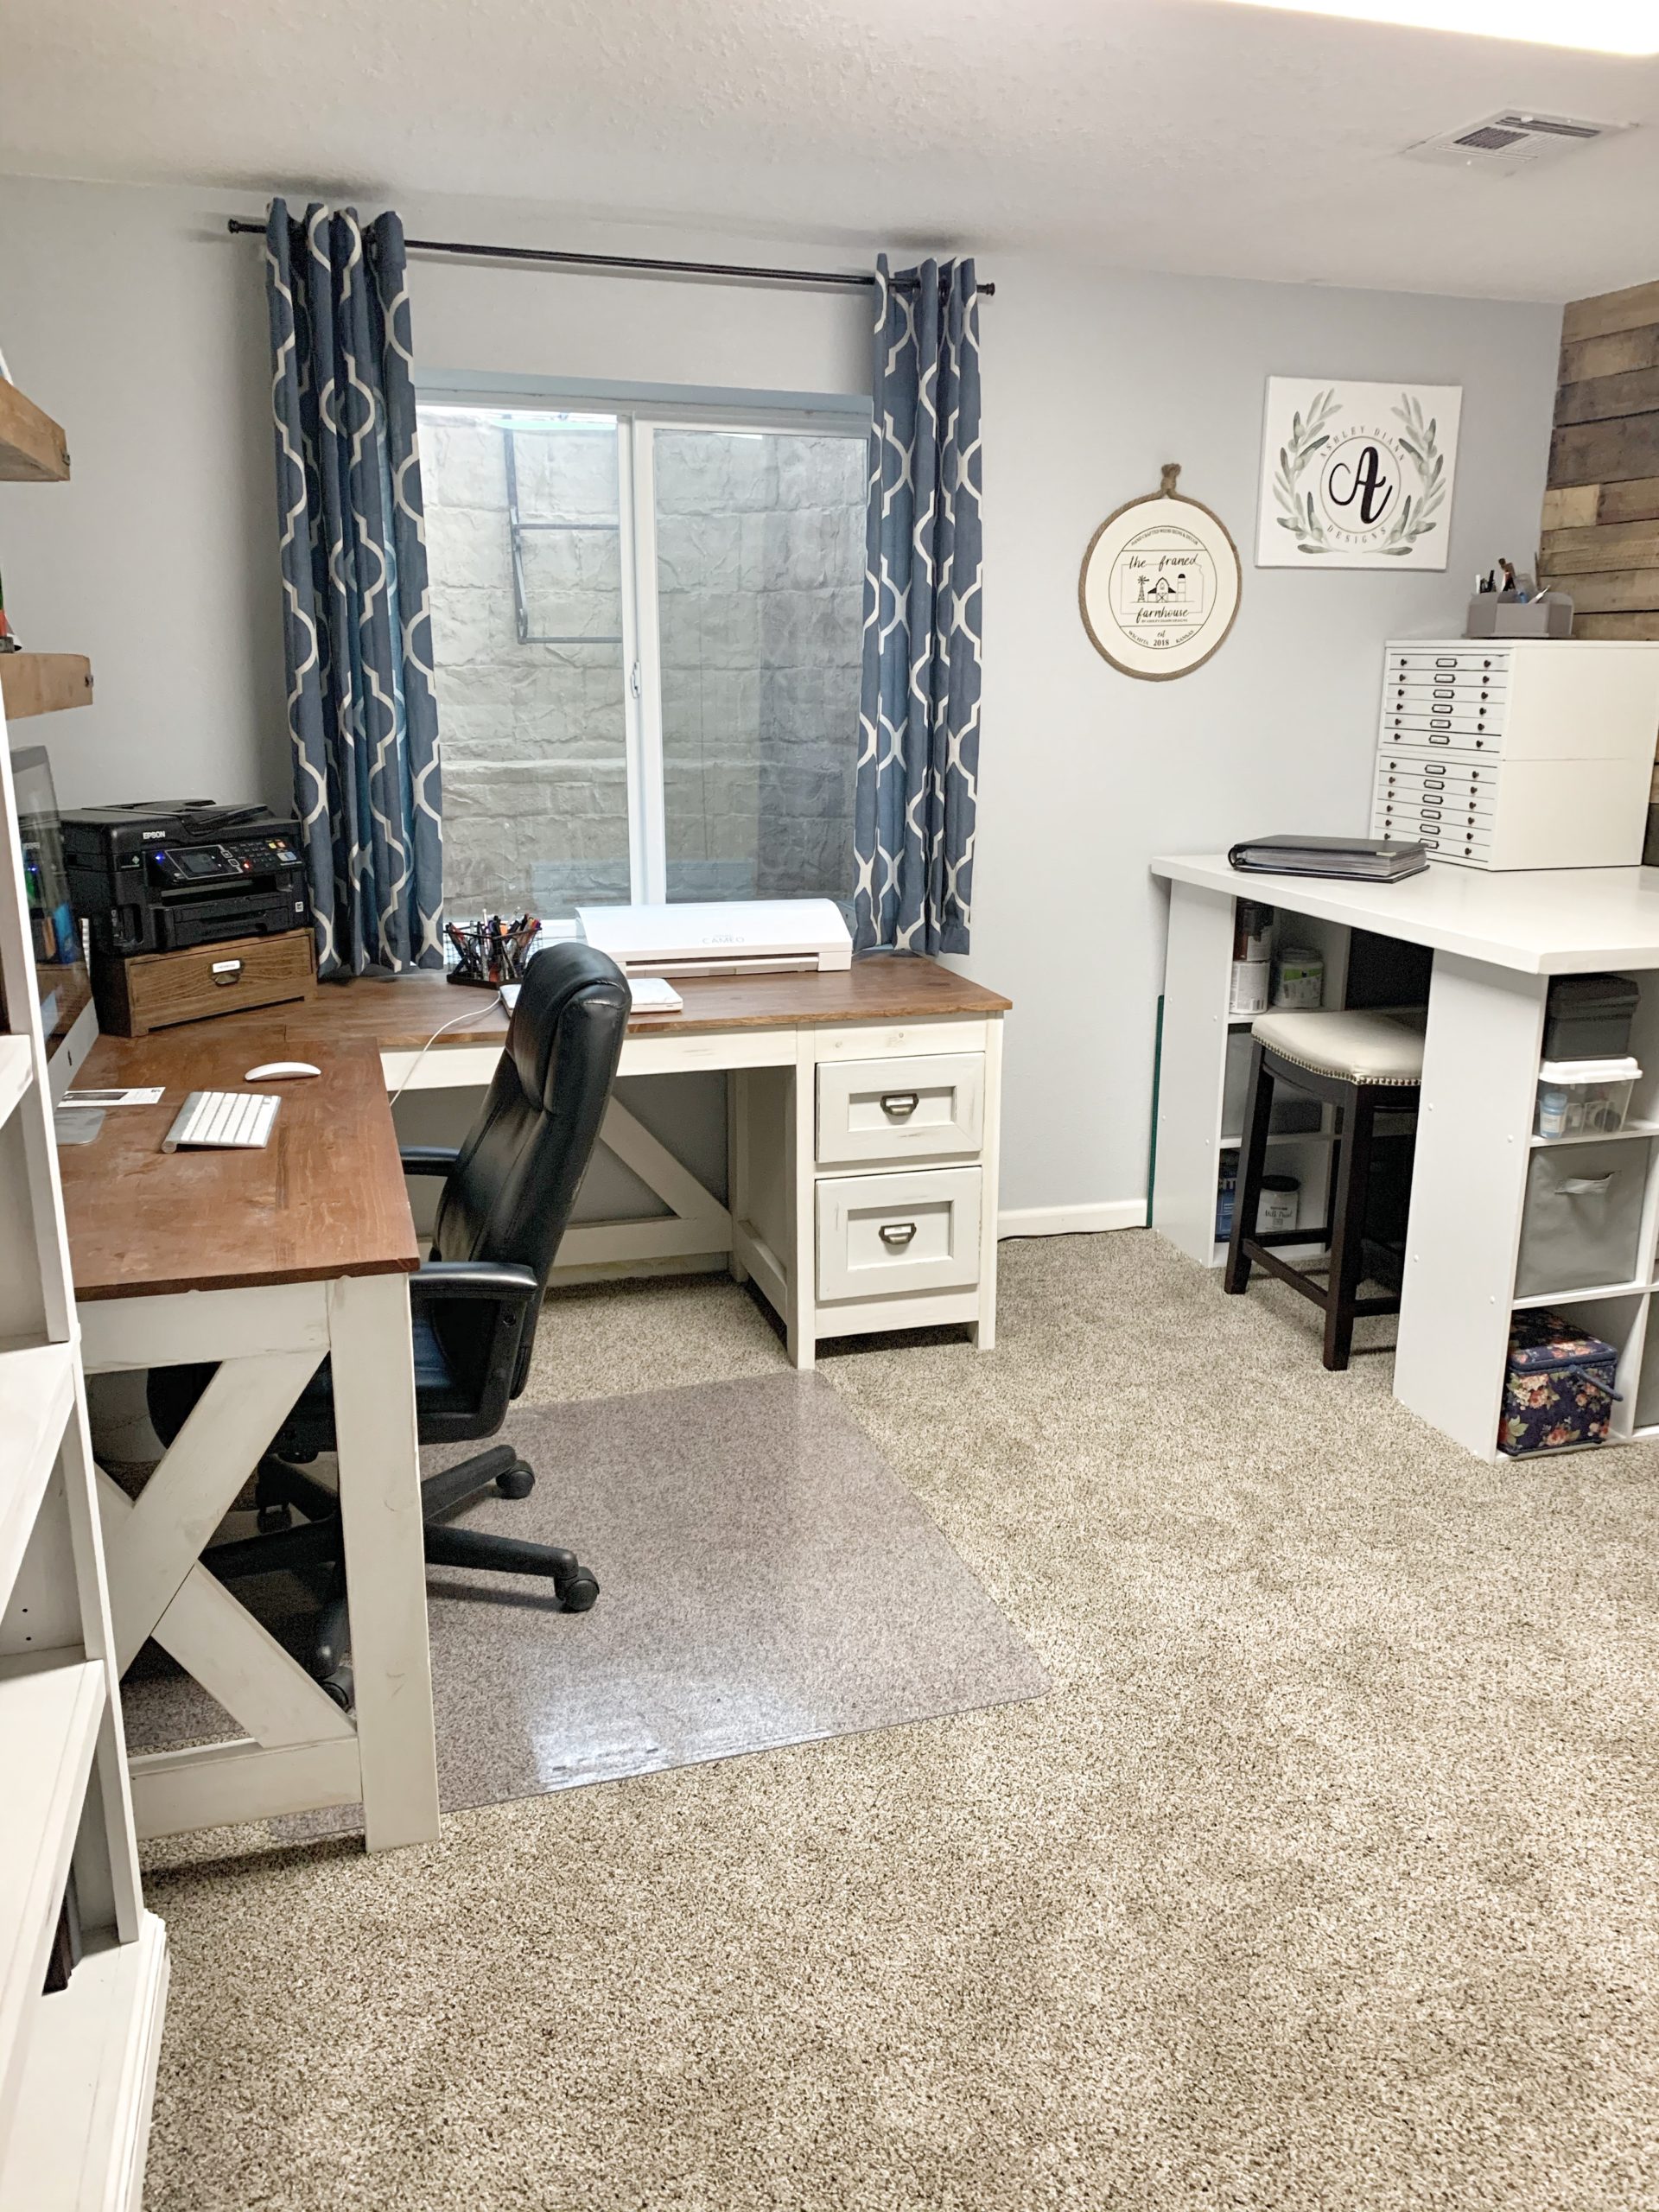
(727, 1070), (749, 1285)
(327, 1270), (440, 1850)
(787, 1056), (816, 1371)
(1394, 950), (1546, 1459)
(1151, 879), (1236, 1266)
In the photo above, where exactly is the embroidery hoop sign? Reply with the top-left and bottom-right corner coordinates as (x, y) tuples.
(1078, 465), (1242, 681)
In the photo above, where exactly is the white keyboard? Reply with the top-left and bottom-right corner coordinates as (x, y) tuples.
(162, 1090), (280, 1153)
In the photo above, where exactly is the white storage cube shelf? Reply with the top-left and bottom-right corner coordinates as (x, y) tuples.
(1198, 906), (1357, 1268)
(1371, 640), (1659, 873)
(1188, 897), (1659, 1456)
(1512, 969), (1659, 1447)
(0, 713), (163, 2203)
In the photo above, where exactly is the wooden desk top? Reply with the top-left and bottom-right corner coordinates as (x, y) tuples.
(153, 951), (1012, 1057)
(62, 1031), (419, 1302)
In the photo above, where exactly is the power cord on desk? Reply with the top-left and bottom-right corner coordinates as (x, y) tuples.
(391, 991), (512, 1105)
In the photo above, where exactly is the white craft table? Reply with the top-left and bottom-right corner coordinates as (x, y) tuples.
(1152, 855), (1659, 1460)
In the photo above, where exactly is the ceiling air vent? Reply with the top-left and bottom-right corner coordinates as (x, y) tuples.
(1402, 111), (1630, 175)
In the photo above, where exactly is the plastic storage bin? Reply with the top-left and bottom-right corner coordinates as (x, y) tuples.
(1534, 1058), (1643, 1140)
(1515, 1139), (1647, 1297)
(1499, 1312), (1621, 1456)
(1542, 974), (1638, 1060)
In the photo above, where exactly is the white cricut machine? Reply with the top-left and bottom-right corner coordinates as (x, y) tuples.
(576, 899), (854, 979)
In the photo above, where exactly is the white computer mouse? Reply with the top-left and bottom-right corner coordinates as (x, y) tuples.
(245, 1060), (321, 1081)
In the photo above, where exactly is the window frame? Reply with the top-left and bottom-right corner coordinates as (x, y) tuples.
(416, 380), (872, 911)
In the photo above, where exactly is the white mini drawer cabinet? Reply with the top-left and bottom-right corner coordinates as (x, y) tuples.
(1370, 639), (1659, 870)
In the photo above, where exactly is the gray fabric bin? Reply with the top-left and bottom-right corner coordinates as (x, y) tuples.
(1516, 1140), (1647, 1298)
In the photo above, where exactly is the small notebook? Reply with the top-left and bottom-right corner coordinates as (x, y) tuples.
(162, 1090), (279, 1152)
(628, 975), (683, 1014)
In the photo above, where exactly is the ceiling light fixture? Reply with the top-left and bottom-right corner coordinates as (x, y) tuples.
(1211, 1), (1659, 54)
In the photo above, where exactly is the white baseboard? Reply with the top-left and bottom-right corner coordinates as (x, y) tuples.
(997, 1199), (1147, 1239)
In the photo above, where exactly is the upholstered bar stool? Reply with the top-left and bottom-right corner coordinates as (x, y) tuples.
(1224, 1007), (1426, 1370)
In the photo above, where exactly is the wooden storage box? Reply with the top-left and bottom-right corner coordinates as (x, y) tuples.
(92, 928), (316, 1037)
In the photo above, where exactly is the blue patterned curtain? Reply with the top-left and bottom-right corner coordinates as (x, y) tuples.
(854, 256), (983, 956)
(264, 199), (442, 976)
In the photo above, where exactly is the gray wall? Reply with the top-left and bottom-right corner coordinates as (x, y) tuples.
(0, 176), (1562, 1224)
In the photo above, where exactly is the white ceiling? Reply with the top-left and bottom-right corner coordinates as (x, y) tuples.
(9, 0), (1659, 302)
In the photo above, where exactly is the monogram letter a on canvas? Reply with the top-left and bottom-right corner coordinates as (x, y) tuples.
(1257, 377), (1462, 569)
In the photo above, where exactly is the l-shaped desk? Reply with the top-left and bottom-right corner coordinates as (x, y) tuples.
(61, 953), (1009, 1850)
(1152, 855), (1659, 1462)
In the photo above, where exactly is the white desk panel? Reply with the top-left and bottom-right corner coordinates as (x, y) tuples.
(1151, 855), (1659, 976)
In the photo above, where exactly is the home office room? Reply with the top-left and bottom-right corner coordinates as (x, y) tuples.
(1, 3), (1656, 2208)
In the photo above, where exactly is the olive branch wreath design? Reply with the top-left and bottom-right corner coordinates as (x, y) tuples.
(1274, 389), (1446, 557)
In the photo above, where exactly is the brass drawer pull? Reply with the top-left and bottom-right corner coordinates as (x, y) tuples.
(211, 959), (245, 986)
(880, 1091), (919, 1119)
(878, 1220), (918, 1249)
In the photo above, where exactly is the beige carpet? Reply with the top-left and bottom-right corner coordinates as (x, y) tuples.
(138, 1234), (1659, 2211)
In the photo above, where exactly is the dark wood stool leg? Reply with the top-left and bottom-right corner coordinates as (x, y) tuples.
(1321, 1085), (1376, 1370)
(1224, 1042), (1274, 1294)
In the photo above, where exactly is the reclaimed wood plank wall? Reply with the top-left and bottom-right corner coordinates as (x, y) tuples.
(1541, 276), (1659, 643)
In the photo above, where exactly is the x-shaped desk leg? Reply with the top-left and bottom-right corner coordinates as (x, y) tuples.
(98, 1351), (354, 1751)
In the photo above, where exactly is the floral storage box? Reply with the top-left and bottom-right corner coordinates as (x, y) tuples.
(1499, 1311), (1621, 1457)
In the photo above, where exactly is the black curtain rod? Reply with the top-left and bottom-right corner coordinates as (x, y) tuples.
(224, 218), (993, 296)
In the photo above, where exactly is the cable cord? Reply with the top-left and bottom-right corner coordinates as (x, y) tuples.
(390, 993), (508, 1105)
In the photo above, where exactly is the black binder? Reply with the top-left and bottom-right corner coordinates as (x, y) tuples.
(1226, 835), (1429, 884)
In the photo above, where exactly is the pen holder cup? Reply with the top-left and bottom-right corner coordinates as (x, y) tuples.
(1465, 594), (1573, 639)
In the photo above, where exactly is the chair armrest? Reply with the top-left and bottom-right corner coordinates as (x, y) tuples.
(400, 1146), (461, 1178)
(410, 1262), (541, 1431)
(409, 1260), (539, 1306)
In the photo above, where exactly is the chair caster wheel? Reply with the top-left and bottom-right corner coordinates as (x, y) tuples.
(320, 1664), (353, 1712)
(559, 1570), (600, 1612)
(496, 1462), (535, 1500)
(257, 1503), (293, 1533)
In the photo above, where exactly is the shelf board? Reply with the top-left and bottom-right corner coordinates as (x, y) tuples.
(0, 653), (93, 721)
(0, 654), (93, 721)
(1529, 1121), (1659, 1149)
(0, 1660), (106, 2114)
(0, 379), (70, 484)
(1218, 1128), (1334, 1148)
(0, 1341), (75, 1615)
(0, 1913), (168, 2212)
(1511, 1278), (1656, 1311)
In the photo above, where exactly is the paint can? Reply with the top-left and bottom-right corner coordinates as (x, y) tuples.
(1272, 948), (1324, 1010)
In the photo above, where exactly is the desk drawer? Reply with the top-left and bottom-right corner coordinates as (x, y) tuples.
(93, 928), (317, 1036)
(816, 1052), (984, 1166)
(1386, 649), (1510, 680)
(816, 1166), (982, 1302)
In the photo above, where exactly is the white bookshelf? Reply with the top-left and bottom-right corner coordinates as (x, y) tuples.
(0, 392), (166, 2209)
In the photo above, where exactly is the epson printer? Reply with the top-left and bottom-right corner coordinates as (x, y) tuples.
(577, 898), (854, 979)
(63, 799), (309, 957)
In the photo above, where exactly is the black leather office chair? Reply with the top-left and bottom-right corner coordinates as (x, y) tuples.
(147, 940), (631, 1707)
